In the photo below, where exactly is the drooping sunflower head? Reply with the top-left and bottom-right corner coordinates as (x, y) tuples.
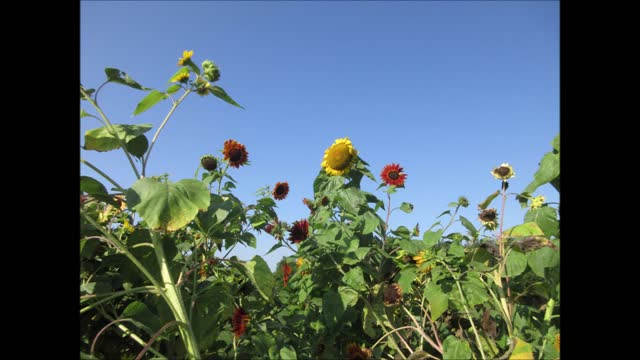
(479, 208), (498, 230)
(232, 307), (249, 338)
(200, 154), (218, 172)
(530, 195), (546, 209)
(288, 219), (309, 244)
(272, 182), (289, 200)
(177, 50), (194, 66)
(346, 343), (372, 360)
(458, 196), (470, 208)
(195, 79), (212, 96)
(380, 163), (407, 187)
(223, 139), (249, 168)
(171, 70), (190, 83)
(491, 163), (515, 181)
(321, 137), (358, 176)
(383, 283), (403, 306)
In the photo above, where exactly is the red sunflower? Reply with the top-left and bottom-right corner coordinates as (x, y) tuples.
(380, 163), (407, 187)
(282, 261), (292, 287)
(222, 139), (249, 168)
(273, 181), (289, 200)
(288, 219), (309, 244)
(232, 307), (249, 337)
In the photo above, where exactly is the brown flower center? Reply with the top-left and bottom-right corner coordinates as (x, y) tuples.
(388, 171), (399, 180)
(229, 148), (243, 162)
(327, 143), (353, 170)
(495, 166), (511, 177)
(275, 185), (286, 195)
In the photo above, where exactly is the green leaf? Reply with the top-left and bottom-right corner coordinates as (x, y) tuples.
(265, 243), (283, 255)
(121, 301), (161, 333)
(84, 124), (153, 152)
(362, 211), (380, 235)
(478, 190), (500, 210)
(80, 176), (108, 196)
(280, 346), (297, 360)
(504, 222), (545, 237)
(423, 230), (442, 248)
(191, 283), (233, 349)
(460, 216), (478, 236)
(235, 256), (275, 301)
(104, 67), (150, 90)
(443, 335), (472, 360)
(241, 232), (257, 248)
(343, 267), (367, 291)
(448, 242), (465, 258)
(399, 202), (414, 213)
(337, 187), (366, 214)
(461, 277), (489, 305)
(509, 338), (534, 360)
(125, 135), (149, 158)
(552, 134), (559, 152)
(210, 86), (244, 108)
(397, 268), (418, 293)
(133, 90), (169, 115)
(392, 226), (412, 239)
(80, 108), (91, 118)
(338, 286), (359, 308)
(424, 282), (448, 320)
(522, 145), (560, 196)
(506, 250), (528, 278)
(399, 239), (427, 255)
(126, 178), (210, 231)
(527, 247), (559, 278)
(524, 207), (559, 238)
(166, 84), (181, 94)
(322, 289), (344, 329)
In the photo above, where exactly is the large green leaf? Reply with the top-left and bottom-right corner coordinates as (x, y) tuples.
(210, 86), (244, 108)
(524, 207), (559, 238)
(459, 216), (478, 237)
(84, 124), (153, 152)
(443, 335), (472, 359)
(423, 230), (442, 248)
(104, 68), (150, 90)
(240, 255), (274, 301)
(338, 286), (359, 308)
(521, 136), (560, 198)
(133, 90), (169, 115)
(280, 346), (297, 360)
(505, 250), (528, 278)
(424, 282), (448, 320)
(126, 178), (210, 231)
(80, 176), (107, 196)
(337, 187), (366, 214)
(191, 282), (233, 349)
(322, 289), (344, 329)
(509, 338), (534, 359)
(504, 222), (545, 237)
(461, 276), (490, 305)
(527, 247), (559, 278)
(121, 301), (161, 333)
(478, 190), (500, 210)
(125, 135), (149, 158)
(343, 267), (367, 291)
(397, 268), (417, 293)
(362, 211), (381, 235)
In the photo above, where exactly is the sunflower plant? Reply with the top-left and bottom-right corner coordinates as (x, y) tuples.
(81, 50), (559, 360)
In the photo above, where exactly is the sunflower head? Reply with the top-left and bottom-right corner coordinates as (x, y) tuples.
(491, 163), (515, 181)
(383, 283), (403, 306)
(202, 60), (221, 82)
(321, 137), (358, 176)
(288, 219), (309, 244)
(458, 196), (470, 208)
(195, 79), (211, 96)
(273, 182), (289, 200)
(200, 154), (218, 172)
(171, 69), (190, 83)
(223, 139), (249, 168)
(296, 257), (304, 268)
(232, 307), (249, 337)
(282, 261), (292, 287)
(177, 50), (194, 66)
(302, 198), (315, 214)
(479, 208), (498, 230)
(530, 195), (546, 209)
(380, 163), (407, 187)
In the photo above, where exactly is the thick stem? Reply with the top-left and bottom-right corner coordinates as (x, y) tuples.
(149, 231), (200, 359)
(142, 90), (192, 176)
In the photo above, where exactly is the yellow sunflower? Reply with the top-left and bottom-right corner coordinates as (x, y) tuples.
(321, 137), (358, 176)
(177, 50), (194, 66)
(530, 195), (546, 209)
(491, 163), (515, 181)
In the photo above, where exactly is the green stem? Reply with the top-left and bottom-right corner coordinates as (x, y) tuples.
(218, 163), (230, 195)
(402, 306), (442, 354)
(441, 205), (460, 234)
(149, 231), (200, 359)
(80, 86), (141, 179)
(81, 158), (125, 191)
(440, 262), (486, 360)
(142, 90), (192, 177)
(80, 286), (158, 313)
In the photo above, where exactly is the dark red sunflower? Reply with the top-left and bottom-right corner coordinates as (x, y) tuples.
(273, 181), (289, 200)
(347, 343), (372, 360)
(265, 223), (274, 234)
(232, 307), (249, 337)
(282, 261), (292, 287)
(380, 163), (407, 186)
(288, 219), (309, 244)
(222, 139), (249, 168)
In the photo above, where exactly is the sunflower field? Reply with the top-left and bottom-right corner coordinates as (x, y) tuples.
(80, 51), (560, 360)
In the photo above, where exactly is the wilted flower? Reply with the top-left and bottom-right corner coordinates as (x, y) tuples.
(383, 283), (403, 306)
(479, 208), (498, 230)
(491, 163), (515, 181)
(458, 196), (469, 208)
(200, 154), (218, 171)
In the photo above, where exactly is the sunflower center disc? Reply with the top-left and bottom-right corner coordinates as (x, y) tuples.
(327, 144), (352, 170)
(229, 149), (243, 161)
(388, 171), (399, 180)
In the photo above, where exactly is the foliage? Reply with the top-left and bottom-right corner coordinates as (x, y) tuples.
(81, 51), (559, 359)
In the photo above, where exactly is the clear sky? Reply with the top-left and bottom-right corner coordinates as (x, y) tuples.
(81, 1), (559, 270)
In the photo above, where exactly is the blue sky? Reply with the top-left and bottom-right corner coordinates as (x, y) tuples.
(81, 1), (559, 270)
